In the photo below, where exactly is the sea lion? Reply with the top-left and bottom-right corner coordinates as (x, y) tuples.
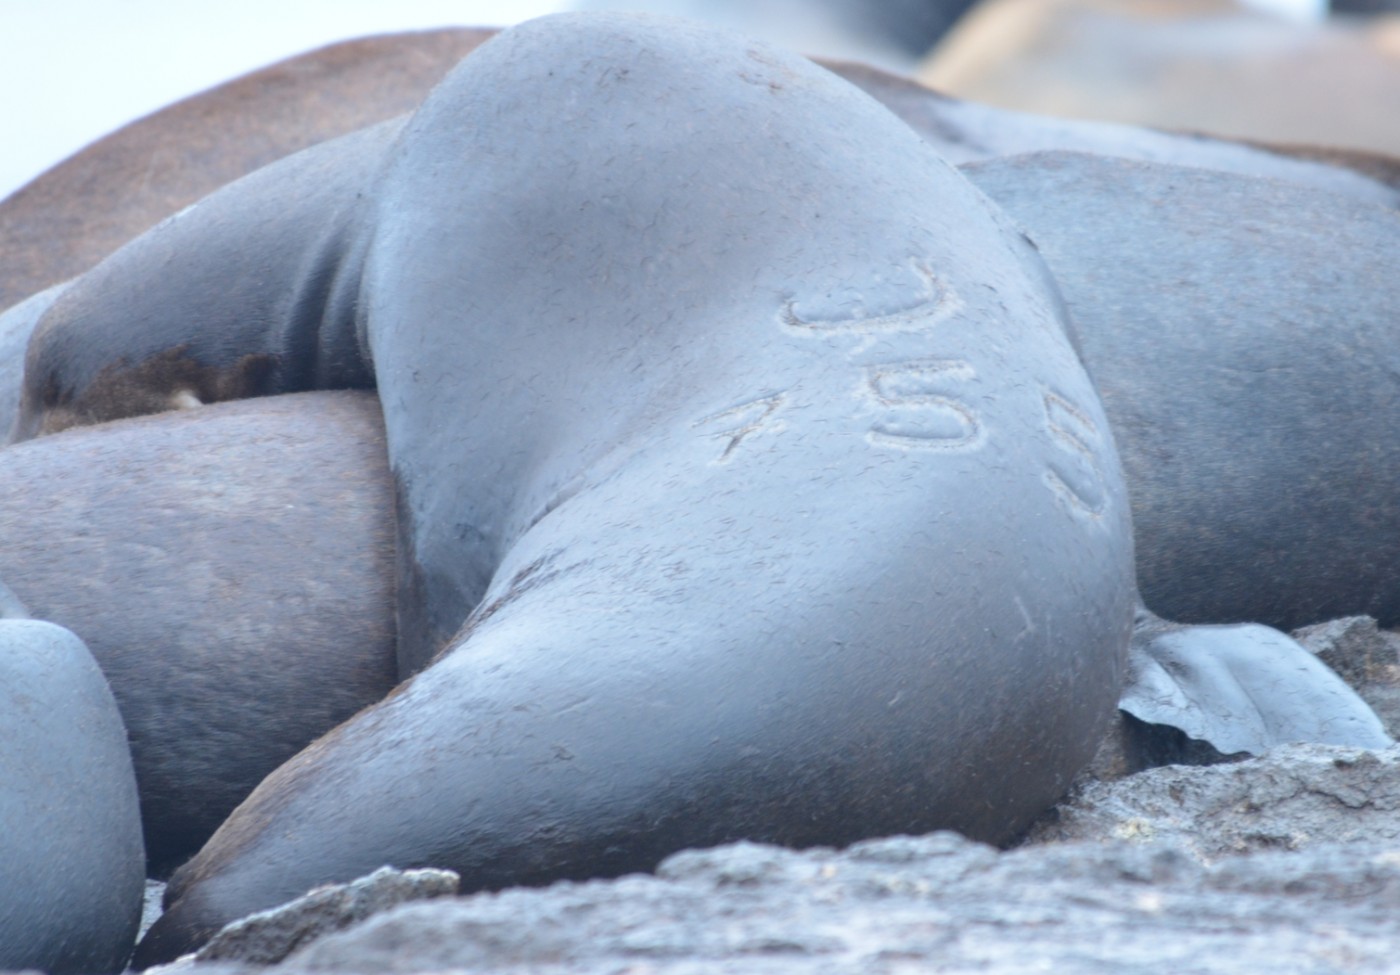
(830, 59), (1400, 206)
(961, 150), (1400, 631)
(11, 118), (399, 439)
(959, 150), (1400, 752)
(0, 391), (397, 872)
(19, 14), (1133, 965)
(0, 281), (67, 433)
(6, 24), (1395, 318)
(0, 618), (144, 974)
(10, 11), (1388, 963)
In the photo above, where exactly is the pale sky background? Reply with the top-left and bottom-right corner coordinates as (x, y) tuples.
(0, 0), (1325, 202)
(0, 1), (569, 201)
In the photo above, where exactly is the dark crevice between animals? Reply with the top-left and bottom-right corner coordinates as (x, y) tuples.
(37, 345), (281, 435)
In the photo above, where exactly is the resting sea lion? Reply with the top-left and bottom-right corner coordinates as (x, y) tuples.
(15, 14), (1135, 965)
(960, 150), (1400, 753)
(0, 618), (144, 974)
(0, 391), (396, 872)
(962, 150), (1400, 632)
(13, 15), (1400, 969)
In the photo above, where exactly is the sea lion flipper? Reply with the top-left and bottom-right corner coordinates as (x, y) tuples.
(11, 121), (396, 440)
(1121, 612), (1393, 756)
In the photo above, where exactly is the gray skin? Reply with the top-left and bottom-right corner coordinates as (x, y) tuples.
(961, 151), (1400, 752)
(11, 119), (399, 440)
(0, 391), (397, 874)
(961, 151), (1400, 632)
(0, 619), (145, 974)
(829, 60), (1400, 206)
(2, 20), (1390, 970)
(17, 14), (1135, 966)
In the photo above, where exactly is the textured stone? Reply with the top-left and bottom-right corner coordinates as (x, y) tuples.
(192, 867), (459, 966)
(1030, 743), (1400, 859)
(1294, 616), (1400, 736)
(190, 825), (1400, 974)
(116, 628), (1400, 975)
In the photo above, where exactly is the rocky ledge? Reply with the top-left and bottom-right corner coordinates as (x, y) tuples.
(126, 616), (1400, 975)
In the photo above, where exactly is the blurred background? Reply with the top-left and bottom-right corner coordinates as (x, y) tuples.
(2, 0), (1394, 202)
(0, 1), (564, 201)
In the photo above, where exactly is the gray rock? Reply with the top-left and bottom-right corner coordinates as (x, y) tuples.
(1294, 615), (1400, 686)
(118, 741), (1400, 975)
(174, 825), (1400, 975)
(117, 633), (1400, 975)
(1293, 616), (1400, 736)
(1028, 743), (1400, 857)
(191, 867), (459, 966)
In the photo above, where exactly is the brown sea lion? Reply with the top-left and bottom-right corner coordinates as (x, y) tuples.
(0, 391), (396, 872)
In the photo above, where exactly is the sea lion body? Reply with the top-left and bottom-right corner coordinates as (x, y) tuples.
(962, 151), (1400, 630)
(835, 59), (1400, 205)
(13, 121), (400, 438)
(4, 16), (1396, 971)
(0, 392), (397, 870)
(22, 15), (1133, 965)
(0, 281), (67, 433)
(0, 620), (144, 974)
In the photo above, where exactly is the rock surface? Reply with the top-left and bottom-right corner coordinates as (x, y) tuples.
(157, 868), (460, 968)
(1030, 743), (1400, 855)
(127, 617), (1400, 975)
(1295, 616), (1400, 736)
(148, 820), (1400, 975)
